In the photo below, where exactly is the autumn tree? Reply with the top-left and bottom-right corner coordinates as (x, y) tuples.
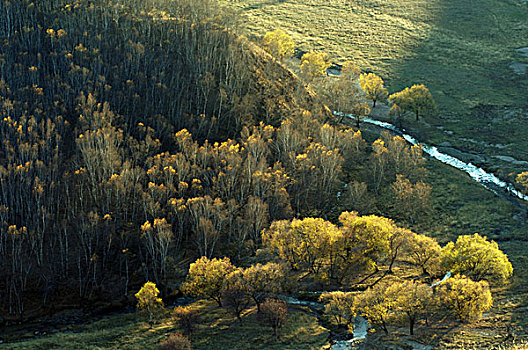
(435, 275), (493, 322)
(315, 61), (362, 119)
(135, 281), (164, 327)
(140, 218), (173, 284)
(389, 104), (404, 127)
(242, 262), (290, 312)
(258, 299), (289, 339)
(516, 172), (528, 194)
(370, 139), (390, 194)
(382, 132), (427, 182)
(351, 102), (371, 128)
(338, 212), (397, 277)
(160, 333), (192, 350)
(391, 174), (432, 224)
(186, 196), (227, 258)
(319, 291), (356, 331)
(262, 217), (340, 276)
(300, 52), (332, 82)
(341, 61), (361, 81)
(389, 84), (435, 121)
(355, 282), (397, 334)
(292, 142), (344, 214)
(172, 306), (200, 335)
(440, 233), (513, 282)
(359, 73), (388, 108)
(262, 29), (295, 61)
(388, 280), (432, 335)
(341, 181), (375, 215)
(221, 268), (251, 321)
(401, 232), (442, 276)
(369, 132), (427, 193)
(181, 257), (235, 306)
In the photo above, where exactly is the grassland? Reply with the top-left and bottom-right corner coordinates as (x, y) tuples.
(1, 301), (329, 349)
(222, 0), (528, 174)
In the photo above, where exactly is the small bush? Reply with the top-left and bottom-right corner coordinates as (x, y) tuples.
(172, 306), (200, 335)
(160, 333), (192, 350)
(258, 299), (288, 338)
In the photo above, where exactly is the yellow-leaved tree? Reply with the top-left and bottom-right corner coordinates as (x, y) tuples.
(355, 282), (398, 334)
(389, 84), (435, 121)
(319, 291), (356, 331)
(387, 280), (432, 335)
(262, 29), (295, 61)
(440, 233), (513, 282)
(135, 281), (164, 327)
(359, 73), (388, 108)
(401, 231), (442, 276)
(435, 275), (493, 322)
(181, 256), (235, 306)
(242, 262), (290, 312)
(351, 102), (371, 128)
(391, 174), (432, 224)
(338, 212), (397, 274)
(262, 217), (340, 276)
(300, 52), (331, 82)
(516, 171), (528, 194)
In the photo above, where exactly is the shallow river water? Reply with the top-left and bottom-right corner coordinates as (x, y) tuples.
(349, 115), (528, 202)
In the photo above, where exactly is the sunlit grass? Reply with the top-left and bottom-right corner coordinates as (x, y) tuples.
(3, 301), (329, 350)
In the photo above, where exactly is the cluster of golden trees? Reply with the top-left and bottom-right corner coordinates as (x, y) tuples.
(263, 215), (511, 335)
(263, 214), (513, 285)
(174, 225), (511, 337)
(262, 29), (436, 124)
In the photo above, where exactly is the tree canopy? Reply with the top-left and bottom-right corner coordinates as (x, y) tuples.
(300, 52), (332, 81)
(262, 29), (295, 61)
(181, 256), (235, 306)
(441, 233), (513, 282)
(389, 84), (435, 121)
(435, 275), (493, 322)
(359, 73), (388, 108)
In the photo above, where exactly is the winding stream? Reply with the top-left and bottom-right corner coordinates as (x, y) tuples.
(344, 114), (528, 202)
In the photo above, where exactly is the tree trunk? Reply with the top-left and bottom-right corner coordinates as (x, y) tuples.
(409, 316), (415, 335)
(255, 298), (261, 313)
(382, 319), (389, 334)
(373, 99), (377, 108)
(415, 111), (419, 121)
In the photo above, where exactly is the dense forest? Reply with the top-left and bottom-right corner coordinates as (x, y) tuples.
(0, 0), (521, 349)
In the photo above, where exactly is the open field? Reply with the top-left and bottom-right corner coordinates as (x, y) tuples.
(222, 0), (528, 174)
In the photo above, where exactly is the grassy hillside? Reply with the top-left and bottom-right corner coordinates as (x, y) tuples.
(1, 301), (328, 349)
(221, 0), (528, 174)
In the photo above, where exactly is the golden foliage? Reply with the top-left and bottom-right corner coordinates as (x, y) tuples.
(441, 233), (513, 282)
(262, 29), (295, 61)
(181, 256), (235, 306)
(359, 73), (388, 107)
(135, 281), (164, 326)
(435, 275), (493, 322)
(389, 84), (435, 121)
(300, 52), (332, 81)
